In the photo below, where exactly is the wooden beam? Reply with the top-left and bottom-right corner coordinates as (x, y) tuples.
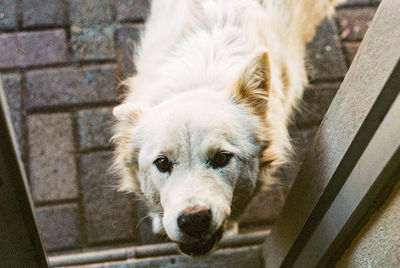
(0, 78), (48, 267)
(263, 0), (400, 267)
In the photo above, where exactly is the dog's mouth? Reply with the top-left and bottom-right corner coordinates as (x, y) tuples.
(178, 227), (224, 257)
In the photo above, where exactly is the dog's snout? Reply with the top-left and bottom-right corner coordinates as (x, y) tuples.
(177, 206), (212, 238)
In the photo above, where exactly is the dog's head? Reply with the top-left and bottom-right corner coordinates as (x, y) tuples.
(112, 51), (279, 256)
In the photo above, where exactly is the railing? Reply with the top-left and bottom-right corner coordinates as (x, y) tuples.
(263, 0), (400, 267)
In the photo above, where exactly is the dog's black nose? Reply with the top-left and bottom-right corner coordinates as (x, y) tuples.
(177, 206), (212, 238)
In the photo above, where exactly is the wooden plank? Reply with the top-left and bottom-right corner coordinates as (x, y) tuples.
(263, 0), (400, 266)
(0, 79), (48, 267)
(293, 90), (400, 267)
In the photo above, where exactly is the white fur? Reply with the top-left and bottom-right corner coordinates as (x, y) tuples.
(113, 0), (344, 256)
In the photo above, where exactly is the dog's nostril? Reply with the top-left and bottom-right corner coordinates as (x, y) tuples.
(177, 206), (212, 238)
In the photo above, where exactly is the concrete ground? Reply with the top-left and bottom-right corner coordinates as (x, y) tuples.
(0, 0), (380, 265)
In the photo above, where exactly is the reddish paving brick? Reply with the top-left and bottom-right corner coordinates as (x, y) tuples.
(336, 7), (377, 42)
(343, 42), (361, 66)
(26, 65), (117, 109)
(116, 0), (150, 22)
(36, 204), (81, 251)
(116, 25), (141, 78)
(0, 0), (17, 30)
(295, 82), (341, 127)
(77, 107), (115, 149)
(306, 19), (347, 81)
(28, 113), (78, 202)
(22, 0), (67, 28)
(0, 30), (69, 69)
(80, 152), (137, 244)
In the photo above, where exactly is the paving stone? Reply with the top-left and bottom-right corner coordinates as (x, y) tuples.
(1, 73), (22, 145)
(306, 19), (347, 81)
(69, 0), (113, 27)
(336, 7), (377, 42)
(22, 0), (66, 28)
(241, 127), (318, 225)
(69, 0), (115, 60)
(343, 42), (360, 66)
(0, 30), (69, 69)
(116, 0), (150, 22)
(282, 127), (319, 188)
(136, 199), (166, 245)
(36, 204), (81, 251)
(28, 113), (78, 202)
(80, 152), (137, 244)
(77, 107), (114, 149)
(116, 25), (141, 78)
(295, 82), (341, 127)
(240, 185), (286, 225)
(26, 65), (117, 109)
(0, 0), (17, 30)
(71, 25), (116, 60)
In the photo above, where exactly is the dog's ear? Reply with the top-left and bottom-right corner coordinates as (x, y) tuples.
(232, 50), (271, 117)
(113, 103), (144, 124)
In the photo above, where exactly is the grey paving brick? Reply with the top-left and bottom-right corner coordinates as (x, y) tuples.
(306, 19), (347, 81)
(1, 73), (22, 145)
(116, 25), (141, 78)
(22, 0), (67, 28)
(282, 127), (319, 188)
(336, 7), (377, 42)
(28, 113), (78, 202)
(77, 107), (114, 149)
(0, 0), (17, 30)
(69, 0), (113, 27)
(241, 127), (318, 225)
(80, 152), (137, 244)
(71, 25), (116, 60)
(343, 42), (360, 66)
(0, 30), (69, 69)
(36, 204), (81, 250)
(69, 0), (115, 60)
(240, 185), (285, 225)
(116, 0), (150, 22)
(26, 65), (117, 109)
(295, 82), (341, 127)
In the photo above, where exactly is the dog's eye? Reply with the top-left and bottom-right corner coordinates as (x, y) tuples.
(154, 156), (172, 173)
(209, 152), (232, 169)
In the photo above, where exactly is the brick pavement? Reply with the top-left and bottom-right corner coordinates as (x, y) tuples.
(0, 0), (380, 255)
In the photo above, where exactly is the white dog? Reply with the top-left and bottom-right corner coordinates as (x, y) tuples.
(112, 0), (343, 257)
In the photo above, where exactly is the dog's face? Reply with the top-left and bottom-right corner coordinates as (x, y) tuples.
(113, 51), (274, 256)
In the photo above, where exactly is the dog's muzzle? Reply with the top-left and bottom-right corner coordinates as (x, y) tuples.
(176, 206), (224, 257)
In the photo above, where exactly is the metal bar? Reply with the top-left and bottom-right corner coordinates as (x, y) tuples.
(263, 0), (400, 266)
(48, 230), (269, 267)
